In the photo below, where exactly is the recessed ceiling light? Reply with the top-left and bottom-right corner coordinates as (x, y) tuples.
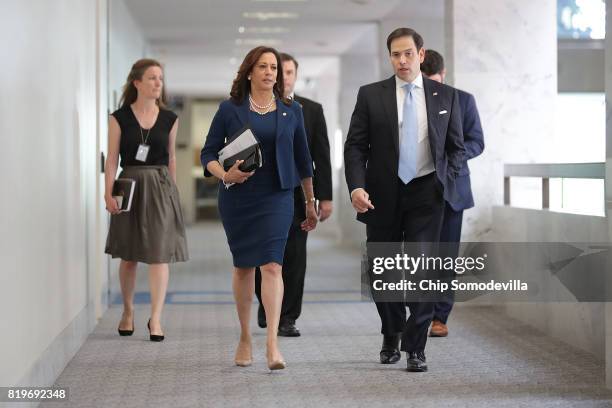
(235, 38), (284, 46)
(242, 12), (299, 20)
(242, 27), (290, 34)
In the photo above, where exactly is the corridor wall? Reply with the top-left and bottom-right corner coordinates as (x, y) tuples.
(0, 0), (100, 387)
(0, 0), (147, 388)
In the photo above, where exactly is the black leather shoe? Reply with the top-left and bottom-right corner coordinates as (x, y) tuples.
(380, 334), (401, 364)
(257, 304), (267, 328)
(406, 351), (427, 372)
(278, 322), (301, 337)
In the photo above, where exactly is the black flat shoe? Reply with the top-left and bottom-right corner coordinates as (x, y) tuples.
(147, 319), (164, 342)
(278, 322), (300, 337)
(406, 351), (427, 372)
(380, 334), (401, 364)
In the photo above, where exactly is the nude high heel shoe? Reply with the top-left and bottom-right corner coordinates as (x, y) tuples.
(235, 342), (253, 367)
(235, 356), (253, 367)
(267, 359), (286, 371)
(267, 348), (286, 371)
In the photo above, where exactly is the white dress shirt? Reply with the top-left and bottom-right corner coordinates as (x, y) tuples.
(395, 73), (435, 179)
(350, 74), (435, 200)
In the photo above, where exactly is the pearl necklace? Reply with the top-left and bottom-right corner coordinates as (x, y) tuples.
(249, 94), (275, 115)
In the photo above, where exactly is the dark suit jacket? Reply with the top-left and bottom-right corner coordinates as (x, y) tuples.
(344, 75), (465, 227)
(294, 95), (333, 200)
(451, 89), (484, 211)
(294, 95), (333, 201)
(200, 98), (313, 189)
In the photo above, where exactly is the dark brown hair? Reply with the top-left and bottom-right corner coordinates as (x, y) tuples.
(421, 49), (445, 76)
(230, 46), (290, 105)
(386, 27), (424, 53)
(119, 58), (167, 108)
(280, 52), (299, 71)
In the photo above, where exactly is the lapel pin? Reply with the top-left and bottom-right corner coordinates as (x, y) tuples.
(283, 112), (287, 116)
(433, 92), (438, 96)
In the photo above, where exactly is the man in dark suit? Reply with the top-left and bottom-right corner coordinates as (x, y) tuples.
(344, 28), (465, 372)
(420, 49), (485, 338)
(255, 53), (333, 337)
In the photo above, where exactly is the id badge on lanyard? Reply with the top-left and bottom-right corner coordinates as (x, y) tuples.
(135, 110), (154, 162)
(135, 144), (150, 162)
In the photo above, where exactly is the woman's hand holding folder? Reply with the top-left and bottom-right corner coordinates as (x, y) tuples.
(223, 160), (255, 184)
(104, 195), (121, 215)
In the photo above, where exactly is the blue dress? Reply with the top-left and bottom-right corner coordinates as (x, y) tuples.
(218, 110), (294, 267)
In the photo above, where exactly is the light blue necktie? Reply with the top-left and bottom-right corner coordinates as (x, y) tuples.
(398, 83), (418, 184)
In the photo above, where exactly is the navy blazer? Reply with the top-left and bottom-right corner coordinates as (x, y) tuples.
(200, 98), (313, 189)
(344, 75), (465, 227)
(451, 89), (484, 211)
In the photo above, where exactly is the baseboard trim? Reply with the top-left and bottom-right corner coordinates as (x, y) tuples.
(16, 300), (99, 388)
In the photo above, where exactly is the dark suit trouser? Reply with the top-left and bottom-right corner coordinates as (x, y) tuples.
(433, 203), (463, 324)
(366, 173), (445, 353)
(255, 189), (307, 324)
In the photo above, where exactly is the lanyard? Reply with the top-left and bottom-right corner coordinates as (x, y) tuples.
(139, 126), (151, 145)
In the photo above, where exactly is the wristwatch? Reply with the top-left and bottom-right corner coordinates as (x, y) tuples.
(305, 197), (316, 205)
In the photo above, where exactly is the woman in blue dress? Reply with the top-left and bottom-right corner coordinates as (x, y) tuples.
(201, 46), (317, 370)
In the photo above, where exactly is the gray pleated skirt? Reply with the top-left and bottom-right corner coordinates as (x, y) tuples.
(105, 165), (189, 264)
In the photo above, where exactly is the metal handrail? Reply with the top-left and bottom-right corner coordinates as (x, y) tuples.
(503, 162), (605, 209)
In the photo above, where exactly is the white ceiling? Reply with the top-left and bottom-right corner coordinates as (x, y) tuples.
(121, 0), (443, 96)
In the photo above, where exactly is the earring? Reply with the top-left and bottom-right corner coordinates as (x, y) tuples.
(248, 76), (251, 80)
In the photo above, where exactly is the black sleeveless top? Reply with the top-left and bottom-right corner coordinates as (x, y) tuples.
(111, 105), (178, 167)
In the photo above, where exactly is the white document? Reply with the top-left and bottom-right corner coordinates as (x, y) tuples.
(114, 195), (123, 209)
(218, 128), (258, 167)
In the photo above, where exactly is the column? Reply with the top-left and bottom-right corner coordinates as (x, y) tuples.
(447, 0), (557, 240)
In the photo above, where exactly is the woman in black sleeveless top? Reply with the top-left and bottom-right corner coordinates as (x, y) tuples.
(104, 59), (188, 341)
